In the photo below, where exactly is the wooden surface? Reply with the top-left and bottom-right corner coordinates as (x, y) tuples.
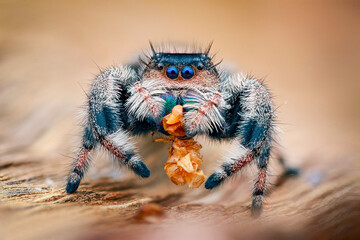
(0, 1), (359, 240)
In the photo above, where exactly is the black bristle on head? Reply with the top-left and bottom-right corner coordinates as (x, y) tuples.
(149, 41), (156, 55)
(138, 56), (151, 72)
(213, 59), (223, 68)
(146, 41), (216, 56)
(204, 41), (213, 55)
(141, 42), (222, 75)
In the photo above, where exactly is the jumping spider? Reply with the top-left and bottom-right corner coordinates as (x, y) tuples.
(66, 43), (291, 216)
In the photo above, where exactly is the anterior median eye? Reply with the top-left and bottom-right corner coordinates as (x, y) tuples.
(166, 66), (179, 79)
(181, 66), (194, 79)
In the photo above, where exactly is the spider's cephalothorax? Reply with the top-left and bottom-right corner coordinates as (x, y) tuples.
(66, 44), (276, 216)
(143, 52), (219, 88)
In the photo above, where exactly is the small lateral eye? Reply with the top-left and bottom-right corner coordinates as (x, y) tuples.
(157, 63), (164, 70)
(166, 66), (179, 79)
(181, 66), (194, 79)
(197, 63), (204, 70)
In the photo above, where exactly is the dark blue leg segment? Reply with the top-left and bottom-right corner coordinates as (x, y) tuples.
(66, 169), (82, 193)
(205, 171), (227, 189)
(82, 121), (97, 150)
(240, 120), (267, 151)
(91, 104), (121, 138)
(128, 156), (150, 178)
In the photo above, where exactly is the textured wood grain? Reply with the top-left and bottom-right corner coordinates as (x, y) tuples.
(0, 1), (359, 240)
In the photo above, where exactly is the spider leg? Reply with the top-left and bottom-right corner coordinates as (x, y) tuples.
(251, 140), (271, 216)
(66, 66), (150, 193)
(277, 155), (299, 177)
(205, 74), (275, 216)
(272, 154), (299, 187)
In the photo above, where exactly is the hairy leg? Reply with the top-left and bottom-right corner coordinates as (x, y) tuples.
(66, 66), (150, 193)
(251, 140), (271, 216)
(205, 74), (275, 215)
(66, 147), (91, 193)
(66, 120), (97, 193)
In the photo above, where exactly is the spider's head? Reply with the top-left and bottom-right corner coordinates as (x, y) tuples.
(142, 46), (220, 88)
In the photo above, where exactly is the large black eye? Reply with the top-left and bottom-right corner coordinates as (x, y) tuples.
(166, 66), (179, 79)
(181, 66), (194, 79)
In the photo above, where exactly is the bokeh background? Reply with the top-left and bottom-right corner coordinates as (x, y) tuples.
(0, 1), (359, 240)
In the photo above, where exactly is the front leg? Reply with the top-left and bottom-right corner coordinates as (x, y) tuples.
(205, 74), (275, 216)
(66, 66), (152, 193)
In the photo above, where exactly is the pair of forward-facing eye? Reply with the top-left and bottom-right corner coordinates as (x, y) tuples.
(166, 66), (194, 80)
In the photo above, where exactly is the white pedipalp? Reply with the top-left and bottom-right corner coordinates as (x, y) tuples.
(125, 79), (167, 120)
(183, 89), (230, 135)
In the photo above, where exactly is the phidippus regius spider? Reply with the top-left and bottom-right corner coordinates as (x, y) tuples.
(66, 43), (296, 216)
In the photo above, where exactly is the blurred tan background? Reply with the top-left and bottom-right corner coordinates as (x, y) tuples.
(0, 1), (359, 240)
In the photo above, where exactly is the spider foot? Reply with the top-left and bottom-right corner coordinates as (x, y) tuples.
(66, 172), (82, 193)
(205, 170), (227, 189)
(284, 167), (299, 177)
(128, 155), (150, 178)
(251, 195), (263, 217)
(275, 167), (300, 187)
